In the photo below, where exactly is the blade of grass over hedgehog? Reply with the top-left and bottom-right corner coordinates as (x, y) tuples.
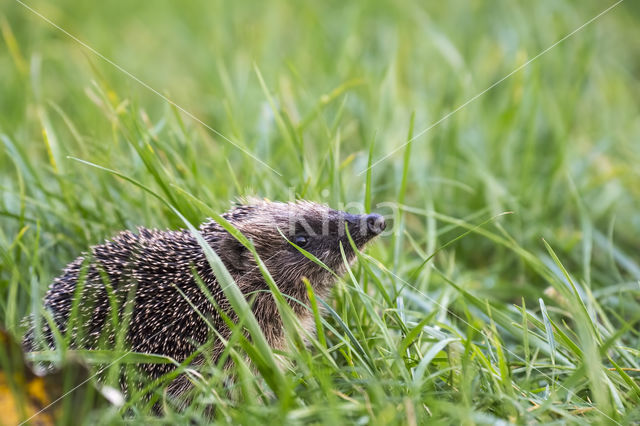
(106, 277), (139, 387)
(276, 227), (378, 373)
(68, 157), (292, 400)
(156, 299), (280, 407)
(174, 273), (246, 375)
(131, 344), (213, 413)
(173, 186), (321, 352)
(172, 186), (339, 372)
(62, 257), (90, 349)
(275, 228), (339, 280)
(302, 278), (327, 349)
(274, 230), (378, 367)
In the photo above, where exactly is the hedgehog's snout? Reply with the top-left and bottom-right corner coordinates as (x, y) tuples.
(365, 214), (386, 236)
(343, 212), (386, 245)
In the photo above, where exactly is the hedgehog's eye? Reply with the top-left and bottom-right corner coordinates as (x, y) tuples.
(294, 235), (309, 247)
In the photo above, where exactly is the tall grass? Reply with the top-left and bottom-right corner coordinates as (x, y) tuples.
(1, 0), (639, 423)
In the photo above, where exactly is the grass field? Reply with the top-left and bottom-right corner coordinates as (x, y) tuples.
(2, 0), (640, 424)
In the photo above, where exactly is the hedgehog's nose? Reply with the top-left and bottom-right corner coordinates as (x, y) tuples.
(365, 214), (386, 235)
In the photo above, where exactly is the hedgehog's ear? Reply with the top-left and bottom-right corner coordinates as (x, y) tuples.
(218, 236), (248, 273)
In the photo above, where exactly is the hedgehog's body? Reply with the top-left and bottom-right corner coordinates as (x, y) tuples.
(24, 200), (385, 402)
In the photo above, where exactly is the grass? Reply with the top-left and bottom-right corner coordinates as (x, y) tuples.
(1, 0), (640, 423)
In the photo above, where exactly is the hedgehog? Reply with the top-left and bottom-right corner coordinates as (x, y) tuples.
(23, 199), (386, 406)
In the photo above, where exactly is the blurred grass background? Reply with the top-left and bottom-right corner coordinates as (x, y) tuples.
(1, 0), (639, 423)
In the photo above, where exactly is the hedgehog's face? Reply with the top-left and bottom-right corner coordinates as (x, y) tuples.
(217, 200), (385, 292)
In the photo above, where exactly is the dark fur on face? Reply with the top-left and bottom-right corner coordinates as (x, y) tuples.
(23, 199), (385, 406)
